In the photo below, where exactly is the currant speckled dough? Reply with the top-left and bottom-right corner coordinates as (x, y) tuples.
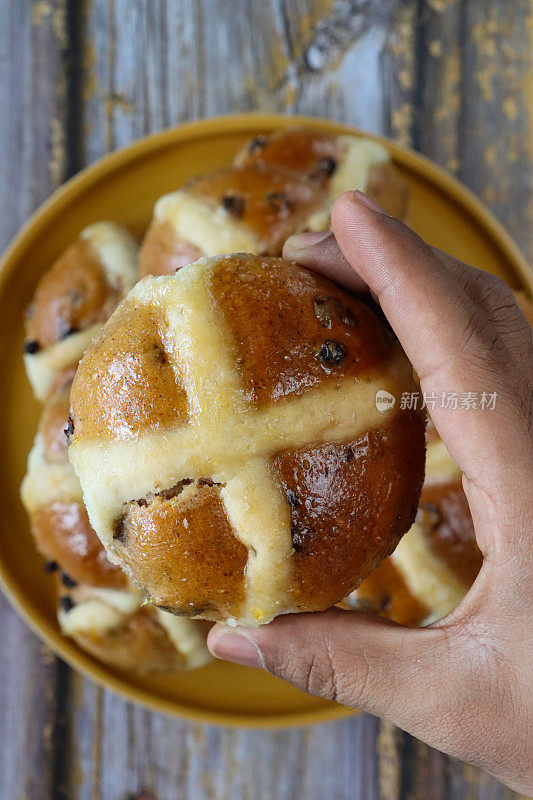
(69, 253), (426, 627)
(58, 583), (212, 673)
(23, 222), (139, 401)
(234, 128), (409, 220)
(341, 429), (482, 625)
(21, 375), (129, 589)
(138, 163), (331, 277)
(21, 376), (211, 673)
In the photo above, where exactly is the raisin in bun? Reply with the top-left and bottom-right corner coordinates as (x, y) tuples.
(24, 222), (138, 400)
(234, 128), (409, 220)
(138, 164), (330, 277)
(57, 584), (211, 673)
(341, 429), (481, 625)
(69, 253), (426, 626)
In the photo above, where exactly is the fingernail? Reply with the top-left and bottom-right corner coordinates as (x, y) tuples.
(352, 190), (386, 214)
(283, 230), (333, 260)
(208, 627), (265, 668)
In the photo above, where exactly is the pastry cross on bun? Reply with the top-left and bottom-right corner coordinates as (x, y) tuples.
(21, 376), (211, 672)
(21, 375), (128, 589)
(234, 128), (409, 219)
(58, 583), (212, 673)
(390, 432), (481, 621)
(139, 163), (330, 277)
(69, 253), (426, 627)
(24, 222), (139, 400)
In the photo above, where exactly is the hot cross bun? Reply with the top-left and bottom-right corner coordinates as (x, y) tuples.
(341, 429), (481, 625)
(69, 253), (426, 627)
(234, 128), (409, 219)
(57, 583), (211, 673)
(138, 163), (330, 277)
(24, 222), (138, 400)
(21, 376), (211, 672)
(21, 375), (127, 588)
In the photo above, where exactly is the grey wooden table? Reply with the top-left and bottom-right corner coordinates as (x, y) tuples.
(0, 2), (531, 799)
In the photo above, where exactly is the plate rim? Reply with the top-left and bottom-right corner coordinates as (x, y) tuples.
(0, 111), (531, 728)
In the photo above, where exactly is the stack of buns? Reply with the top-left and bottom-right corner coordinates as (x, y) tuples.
(20, 127), (490, 672)
(21, 224), (211, 672)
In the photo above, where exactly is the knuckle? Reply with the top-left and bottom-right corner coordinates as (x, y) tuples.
(459, 307), (505, 378)
(460, 266), (504, 301)
(462, 270), (532, 346)
(266, 634), (352, 704)
(282, 646), (342, 702)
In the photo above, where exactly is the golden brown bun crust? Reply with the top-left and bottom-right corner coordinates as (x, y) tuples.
(38, 380), (72, 462)
(139, 221), (204, 278)
(25, 239), (118, 350)
(69, 607), (189, 673)
(139, 157), (330, 279)
(274, 410), (425, 611)
(69, 254), (426, 624)
(185, 163), (328, 251)
(31, 379), (126, 588)
(235, 129), (408, 219)
(71, 301), (189, 442)
(210, 256), (395, 405)
(338, 558), (428, 627)
(72, 257), (396, 438)
(115, 483), (248, 617)
(33, 501), (127, 588)
(235, 129), (342, 183)
(418, 480), (481, 586)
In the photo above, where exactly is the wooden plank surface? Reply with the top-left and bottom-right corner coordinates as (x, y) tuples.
(1, 2), (531, 799)
(0, 2), (71, 799)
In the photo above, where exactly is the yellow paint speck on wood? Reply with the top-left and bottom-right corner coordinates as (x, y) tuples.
(33, 1), (51, 27)
(376, 721), (401, 800)
(503, 95), (518, 122)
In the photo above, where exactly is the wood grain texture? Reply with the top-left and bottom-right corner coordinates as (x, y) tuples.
(0, 1), (531, 799)
(0, 2), (71, 799)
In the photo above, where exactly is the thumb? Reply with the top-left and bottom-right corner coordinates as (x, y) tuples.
(207, 608), (517, 769)
(208, 609), (452, 719)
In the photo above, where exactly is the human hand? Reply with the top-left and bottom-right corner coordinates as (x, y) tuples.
(207, 191), (533, 793)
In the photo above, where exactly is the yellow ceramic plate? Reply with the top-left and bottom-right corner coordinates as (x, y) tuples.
(0, 113), (531, 728)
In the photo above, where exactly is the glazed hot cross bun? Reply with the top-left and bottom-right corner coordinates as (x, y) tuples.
(391, 430), (481, 621)
(58, 583), (212, 673)
(21, 377), (211, 672)
(24, 222), (138, 400)
(139, 164), (330, 277)
(69, 253), (426, 627)
(234, 128), (409, 220)
(340, 428), (481, 625)
(21, 374), (127, 588)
